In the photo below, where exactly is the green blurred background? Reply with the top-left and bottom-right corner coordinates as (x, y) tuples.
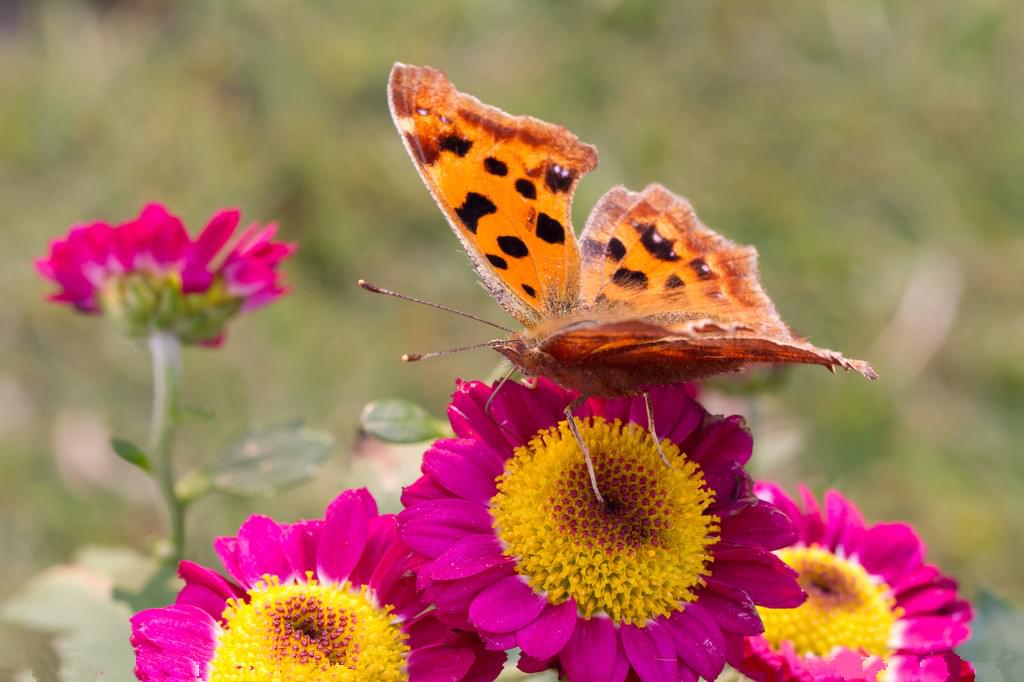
(1, 0), (1021, 641)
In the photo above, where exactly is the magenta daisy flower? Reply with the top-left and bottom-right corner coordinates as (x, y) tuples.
(36, 203), (294, 344)
(398, 378), (805, 682)
(130, 488), (504, 681)
(738, 483), (974, 682)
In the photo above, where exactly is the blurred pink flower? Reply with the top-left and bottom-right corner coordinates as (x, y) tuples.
(36, 203), (294, 344)
(130, 488), (504, 681)
(738, 483), (974, 682)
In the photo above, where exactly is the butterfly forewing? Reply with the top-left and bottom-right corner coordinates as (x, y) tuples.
(389, 63), (597, 327)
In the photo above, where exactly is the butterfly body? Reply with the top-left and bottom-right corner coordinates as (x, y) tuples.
(388, 63), (876, 394)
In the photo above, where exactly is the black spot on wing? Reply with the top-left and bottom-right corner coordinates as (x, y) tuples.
(545, 163), (574, 193)
(689, 258), (715, 280)
(515, 179), (537, 200)
(521, 284), (537, 298)
(612, 267), (648, 289)
(535, 213), (565, 244)
(640, 225), (679, 261)
(498, 236), (529, 258)
(455, 192), (497, 234)
(486, 254), (508, 270)
(484, 157), (508, 176)
(665, 274), (685, 289)
(607, 238), (626, 262)
(439, 134), (473, 157)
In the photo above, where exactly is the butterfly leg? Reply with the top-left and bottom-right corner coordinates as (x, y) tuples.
(564, 396), (605, 505)
(643, 391), (672, 468)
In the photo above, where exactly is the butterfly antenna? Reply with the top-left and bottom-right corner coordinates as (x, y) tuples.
(485, 365), (518, 414)
(358, 280), (514, 334)
(401, 339), (507, 362)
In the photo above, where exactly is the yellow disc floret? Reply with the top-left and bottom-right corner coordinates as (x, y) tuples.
(490, 417), (719, 627)
(208, 574), (409, 681)
(758, 546), (901, 658)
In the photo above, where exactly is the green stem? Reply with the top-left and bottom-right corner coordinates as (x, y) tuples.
(148, 331), (185, 562)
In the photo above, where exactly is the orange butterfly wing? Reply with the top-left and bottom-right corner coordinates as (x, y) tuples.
(389, 63), (597, 327)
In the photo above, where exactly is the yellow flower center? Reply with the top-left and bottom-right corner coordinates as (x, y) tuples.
(208, 574), (409, 681)
(490, 417), (719, 627)
(758, 546), (902, 658)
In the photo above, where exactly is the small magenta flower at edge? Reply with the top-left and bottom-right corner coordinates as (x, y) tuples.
(739, 482), (974, 682)
(130, 488), (505, 681)
(398, 378), (806, 682)
(35, 202), (294, 345)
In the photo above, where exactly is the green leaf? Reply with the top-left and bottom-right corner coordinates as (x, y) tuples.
(959, 590), (1024, 677)
(360, 398), (450, 443)
(110, 437), (150, 472)
(0, 547), (151, 681)
(209, 423), (334, 496)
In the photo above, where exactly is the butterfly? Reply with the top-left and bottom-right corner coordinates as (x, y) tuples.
(383, 64), (875, 495)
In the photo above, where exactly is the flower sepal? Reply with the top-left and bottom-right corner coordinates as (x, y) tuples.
(99, 272), (243, 345)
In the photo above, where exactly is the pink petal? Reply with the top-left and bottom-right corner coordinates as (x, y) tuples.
(668, 602), (727, 680)
(421, 440), (504, 502)
(424, 564), (515, 626)
(367, 538), (416, 601)
(892, 615), (971, 653)
(561, 616), (628, 682)
(897, 583), (960, 617)
(448, 380), (516, 453)
(754, 481), (803, 530)
(517, 599), (578, 659)
(189, 209), (239, 270)
(518, 652), (556, 673)
(280, 519), (323, 579)
(695, 581), (763, 635)
(468, 574), (547, 632)
(401, 473), (451, 507)
(175, 561), (243, 621)
(426, 534), (511, 580)
(796, 484), (826, 545)
(822, 489), (865, 553)
(709, 547), (805, 608)
(719, 499), (798, 551)
(407, 643), (475, 682)
(349, 514), (398, 587)
(399, 498), (495, 558)
(855, 522), (925, 585)
(230, 514), (292, 587)
(463, 648), (508, 682)
(130, 604), (217, 681)
(486, 379), (566, 446)
(316, 488), (375, 584)
(688, 415), (753, 470)
(480, 629), (517, 650)
(621, 621), (678, 682)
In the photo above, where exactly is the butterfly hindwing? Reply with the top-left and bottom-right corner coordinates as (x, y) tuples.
(389, 63), (597, 327)
(561, 183), (877, 381)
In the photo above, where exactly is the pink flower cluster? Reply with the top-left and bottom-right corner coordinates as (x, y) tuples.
(36, 203), (293, 343)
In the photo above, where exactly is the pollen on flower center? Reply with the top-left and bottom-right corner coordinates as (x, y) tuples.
(208, 574), (409, 681)
(758, 546), (901, 658)
(489, 416), (719, 627)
